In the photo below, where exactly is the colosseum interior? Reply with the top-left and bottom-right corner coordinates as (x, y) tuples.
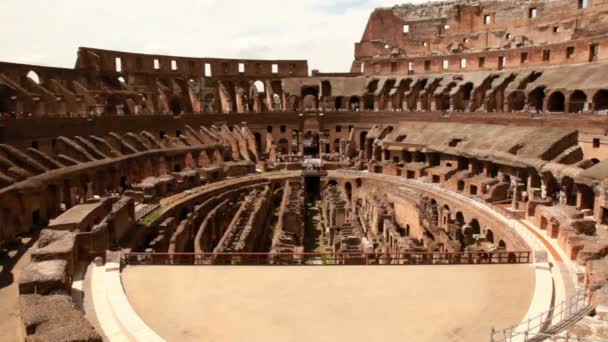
(2, 0), (608, 341)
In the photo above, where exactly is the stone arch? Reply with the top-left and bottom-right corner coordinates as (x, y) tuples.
(253, 80), (265, 93)
(203, 93), (216, 112)
(169, 96), (183, 115)
(508, 91), (526, 111)
(26, 70), (40, 84)
(272, 94), (282, 111)
(593, 89), (608, 112)
(528, 86), (546, 111)
(302, 87), (319, 110)
(105, 95), (129, 115)
(349, 96), (361, 111)
(547, 91), (565, 112)
(363, 95), (374, 110)
(0, 85), (17, 114)
(287, 95), (299, 111)
(253, 132), (262, 154)
(486, 228), (495, 243)
(359, 131), (368, 150)
(335, 96), (343, 110)
(344, 182), (353, 201)
(455, 211), (465, 226)
(569, 90), (587, 113)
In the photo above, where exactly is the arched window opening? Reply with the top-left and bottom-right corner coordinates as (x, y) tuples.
(486, 229), (494, 243)
(593, 89), (608, 112)
(204, 94), (216, 112)
(569, 90), (587, 113)
(169, 96), (183, 115)
(272, 94), (282, 111)
(508, 91), (526, 111)
(349, 96), (361, 111)
(547, 91), (565, 112)
(528, 87), (546, 111)
(27, 70), (40, 84)
(345, 182), (352, 201)
(253, 132), (262, 154)
(335, 96), (343, 110)
(359, 131), (368, 150)
(253, 80), (265, 93)
(363, 95), (374, 110)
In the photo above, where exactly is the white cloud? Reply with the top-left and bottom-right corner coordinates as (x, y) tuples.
(0, 0), (440, 72)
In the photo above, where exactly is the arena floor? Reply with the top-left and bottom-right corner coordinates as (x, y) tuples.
(122, 265), (535, 342)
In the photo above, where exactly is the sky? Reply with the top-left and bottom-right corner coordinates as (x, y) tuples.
(0, 0), (440, 72)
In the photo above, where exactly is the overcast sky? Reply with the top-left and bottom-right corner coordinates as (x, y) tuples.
(0, 0), (440, 72)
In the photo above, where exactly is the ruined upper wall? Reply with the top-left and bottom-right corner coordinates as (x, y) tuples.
(76, 47), (309, 78)
(354, 0), (608, 73)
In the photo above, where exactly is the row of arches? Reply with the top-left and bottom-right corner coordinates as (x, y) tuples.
(512, 88), (608, 113)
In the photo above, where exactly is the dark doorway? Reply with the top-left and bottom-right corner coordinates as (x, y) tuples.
(303, 131), (320, 158)
(304, 176), (321, 202)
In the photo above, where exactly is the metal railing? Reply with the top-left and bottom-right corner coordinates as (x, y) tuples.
(123, 251), (532, 266)
(135, 203), (160, 221)
(491, 289), (592, 342)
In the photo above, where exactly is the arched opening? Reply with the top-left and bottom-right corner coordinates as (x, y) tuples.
(349, 96), (361, 111)
(569, 90), (587, 113)
(253, 80), (265, 93)
(528, 86), (546, 111)
(455, 212), (465, 227)
(253, 133), (262, 154)
(461, 83), (473, 101)
(593, 89), (608, 112)
(508, 91), (526, 111)
(498, 240), (507, 249)
(547, 91), (565, 112)
(301, 87), (319, 110)
(430, 199), (439, 226)
(363, 95), (374, 110)
(486, 229), (494, 243)
(26, 70), (40, 84)
(321, 81), (332, 98)
(436, 93), (451, 111)
(454, 83), (473, 110)
(203, 94), (216, 112)
(359, 131), (368, 150)
(169, 96), (183, 115)
(335, 96), (343, 110)
(0, 85), (17, 114)
(345, 182), (352, 201)
(272, 94), (282, 111)
(105, 95), (127, 115)
(303, 131), (320, 158)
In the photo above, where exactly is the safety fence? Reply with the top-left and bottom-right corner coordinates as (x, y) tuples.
(135, 203), (160, 221)
(491, 289), (593, 342)
(123, 251), (532, 266)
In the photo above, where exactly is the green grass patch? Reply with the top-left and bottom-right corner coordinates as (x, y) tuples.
(141, 209), (162, 226)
